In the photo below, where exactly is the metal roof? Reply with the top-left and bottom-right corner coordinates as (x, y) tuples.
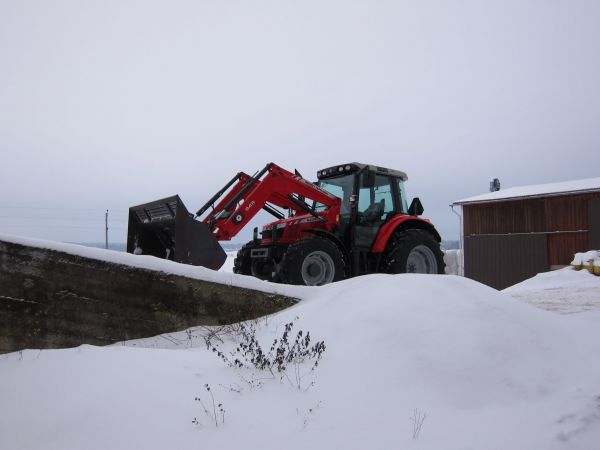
(453, 177), (600, 205)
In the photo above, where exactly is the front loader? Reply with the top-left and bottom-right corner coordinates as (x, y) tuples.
(127, 162), (444, 285)
(127, 195), (227, 270)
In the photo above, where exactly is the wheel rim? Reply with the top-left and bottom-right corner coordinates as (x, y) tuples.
(301, 250), (335, 286)
(406, 245), (438, 274)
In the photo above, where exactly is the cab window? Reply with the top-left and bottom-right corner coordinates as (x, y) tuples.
(358, 174), (394, 222)
(316, 174), (354, 215)
(397, 179), (408, 213)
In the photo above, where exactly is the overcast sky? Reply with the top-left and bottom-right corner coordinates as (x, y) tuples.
(1, 0), (599, 244)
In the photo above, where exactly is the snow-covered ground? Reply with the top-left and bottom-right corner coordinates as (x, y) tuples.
(504, 267), (600, 314)
(220, 250), (237, 274)
(1, 235), (600, 450)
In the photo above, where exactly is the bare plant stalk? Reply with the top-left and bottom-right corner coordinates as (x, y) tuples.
(195, 397), (211, 424)
(195, 384), (223, 428)
(207, 386), (218, 428)
(411, 408), (427, 439)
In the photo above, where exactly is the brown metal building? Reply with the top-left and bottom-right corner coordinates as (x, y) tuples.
(453, 178), (600, 290)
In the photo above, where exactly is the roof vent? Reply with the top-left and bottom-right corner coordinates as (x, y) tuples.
(490, 178), (501, 192)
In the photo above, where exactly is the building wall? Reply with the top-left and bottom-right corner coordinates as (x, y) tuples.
(544, 194), (598, 265)
(462, 191), (600, 288)
(590, 198), (600, 248)
(463, 198), (544, 235)
(464, 234), (548, 290)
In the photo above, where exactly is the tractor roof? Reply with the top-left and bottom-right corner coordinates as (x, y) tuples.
(317, 162), (408, 181)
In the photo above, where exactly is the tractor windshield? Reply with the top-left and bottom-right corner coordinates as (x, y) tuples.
(316, 174), (354, 214)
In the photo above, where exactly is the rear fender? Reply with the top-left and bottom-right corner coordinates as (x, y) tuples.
(371, 215), (441, 253)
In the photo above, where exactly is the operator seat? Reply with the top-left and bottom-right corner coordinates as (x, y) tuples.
(362, 199), (385, 223)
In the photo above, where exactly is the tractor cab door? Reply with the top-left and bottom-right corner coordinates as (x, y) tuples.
(354, 173), (399, 249)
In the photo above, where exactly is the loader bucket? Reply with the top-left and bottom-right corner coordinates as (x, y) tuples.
(127, 195), (227, 270)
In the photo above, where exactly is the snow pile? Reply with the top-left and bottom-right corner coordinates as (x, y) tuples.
(504, 267), (600, 314)
(2, 274), (600, 450)
(219, 250), (238, 273)
(571, 250), (600, 274)
(443, 249), (461, 275)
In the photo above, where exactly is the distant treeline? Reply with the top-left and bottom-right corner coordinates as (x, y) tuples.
(441, 240), (459, 251)
(78, 242), (127, 252)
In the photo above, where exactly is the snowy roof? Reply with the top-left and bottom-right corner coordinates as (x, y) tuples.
(453, 177), (600, 205)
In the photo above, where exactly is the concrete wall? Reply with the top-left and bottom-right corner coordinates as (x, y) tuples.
(0, 240), (297, 354)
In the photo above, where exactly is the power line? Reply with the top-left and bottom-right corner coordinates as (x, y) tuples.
(0, 216), (127, 222)
(0, 224), (126, 230)
(0, 205), (128, 213)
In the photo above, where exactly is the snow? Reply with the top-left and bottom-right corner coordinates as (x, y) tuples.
(571, 250), (600, 268)
(220, 250), (238, 274)
(454, 176), (600, 204)
(0, 233), (307, 299)
(504, 267), (600, 314)
(2, 233), (600, 449)
(443, 249), (461, 275)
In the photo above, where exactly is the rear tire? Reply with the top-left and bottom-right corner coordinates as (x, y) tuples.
(384, 229), (445, 274)
(279, 236), (346, 286)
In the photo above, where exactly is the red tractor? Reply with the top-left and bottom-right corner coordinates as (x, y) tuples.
(127, 162), (444, 285)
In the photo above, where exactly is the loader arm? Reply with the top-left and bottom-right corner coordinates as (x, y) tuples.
(127, 162), (341, 270)
(197, 162), (342, 241)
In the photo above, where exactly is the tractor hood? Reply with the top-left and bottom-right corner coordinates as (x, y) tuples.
(260, 213), (331, 244)
(262, 213), (324, 231)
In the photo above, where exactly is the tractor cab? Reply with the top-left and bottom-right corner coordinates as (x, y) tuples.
(316, 163), (411, 249)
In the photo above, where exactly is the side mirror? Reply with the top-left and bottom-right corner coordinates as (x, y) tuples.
(408, 197), (424, 216)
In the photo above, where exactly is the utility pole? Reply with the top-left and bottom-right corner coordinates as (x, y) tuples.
(105, 209), (109, 249)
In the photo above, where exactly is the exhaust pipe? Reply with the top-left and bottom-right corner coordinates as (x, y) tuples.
(127, 195), (227, 270)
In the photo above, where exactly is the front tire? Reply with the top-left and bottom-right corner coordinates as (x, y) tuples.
(233, 241), (254, 275)
(251, 258), (276, 281)
(384, 229), (445, 274)
(279, 236), (346, 286)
